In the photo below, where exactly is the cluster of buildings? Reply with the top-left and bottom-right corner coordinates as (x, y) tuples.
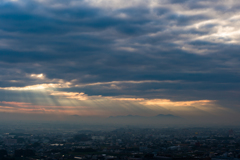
(0, 126), (240, 160)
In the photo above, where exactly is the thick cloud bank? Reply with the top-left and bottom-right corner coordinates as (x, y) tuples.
(0, 0), (240, 124)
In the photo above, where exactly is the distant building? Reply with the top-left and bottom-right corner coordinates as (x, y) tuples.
(92, 136), (105, 141)
(229, 129), (234, 137)
(4, 139), (17, 146)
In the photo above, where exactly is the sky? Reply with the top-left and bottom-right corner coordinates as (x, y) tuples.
(0, 0), (240, 124)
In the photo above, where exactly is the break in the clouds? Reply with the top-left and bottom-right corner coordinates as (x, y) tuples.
(0, 0), (240, 123)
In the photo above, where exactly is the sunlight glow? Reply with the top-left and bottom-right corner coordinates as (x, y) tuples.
(30, 73), (45, 79)
(49, 91), (88, 100)
(0, 83), (71, 90)
(141, 99), (214, 107)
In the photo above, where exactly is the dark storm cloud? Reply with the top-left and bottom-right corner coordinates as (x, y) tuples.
(0, 0), (240, 114)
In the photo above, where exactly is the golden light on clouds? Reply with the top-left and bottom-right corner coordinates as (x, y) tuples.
(141, 99), (213, 107)
(30, 73), (45, 79)
(0, 101), (86, 115)
(0, 75), (224, 117)
(49, 91), (88, 100)
(106, 97), (145, 101)
(139, 99), (222, 114)
(0, 83), (71, 90)
(0, 78), (179, 91)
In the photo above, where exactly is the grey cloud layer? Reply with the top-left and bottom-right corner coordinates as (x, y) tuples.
(0, 0), (240, 112)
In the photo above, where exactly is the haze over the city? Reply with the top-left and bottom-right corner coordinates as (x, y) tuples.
(0, 0), (240, 125)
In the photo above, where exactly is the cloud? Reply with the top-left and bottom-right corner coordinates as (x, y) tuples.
(0, 82), (72, 90)
(0, 92), (227, 119)
(141, 99), (213, 107)
(0, 77), (181, 91)
(76, 80), (181, 87)
(0, 101), (89, 115)
(30, 73), (45, 79)
(0, 0), (240, 122)
(49, 91), (89, 100)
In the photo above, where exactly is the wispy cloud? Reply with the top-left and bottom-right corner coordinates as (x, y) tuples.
(0, 78), (181, 90)
(49, 91), (89, 100)
(76, 80), (181, 87)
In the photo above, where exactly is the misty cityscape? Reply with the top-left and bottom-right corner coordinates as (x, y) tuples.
(1, 124), (240, 160)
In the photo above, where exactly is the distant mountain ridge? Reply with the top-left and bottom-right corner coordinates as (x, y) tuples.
(109, 114), (180, 119)
(109, 115), (143, 118)
(155, 114), (179, 118)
